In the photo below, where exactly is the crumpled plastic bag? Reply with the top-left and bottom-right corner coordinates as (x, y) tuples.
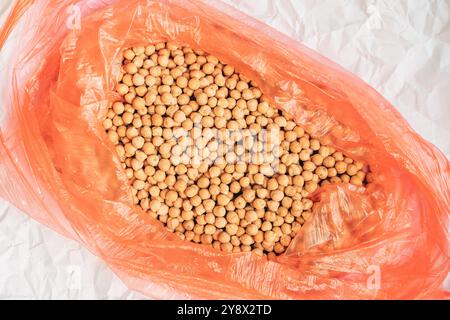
(0, 0), (448, 299)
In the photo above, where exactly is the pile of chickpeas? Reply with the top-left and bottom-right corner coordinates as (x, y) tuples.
(103, 42), (367, 258)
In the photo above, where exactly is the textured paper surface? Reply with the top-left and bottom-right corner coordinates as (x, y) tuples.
(0, 0), (449, 299)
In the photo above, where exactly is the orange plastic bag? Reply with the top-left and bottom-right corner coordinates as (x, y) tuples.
(0, 0), (448, 299)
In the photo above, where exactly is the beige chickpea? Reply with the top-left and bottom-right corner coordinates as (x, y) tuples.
(270, 190), (284, 202)
(244, 210), (257, 223)
(346, 163), (358, 176)
(188, 78), (200, 90)
(225, 224), (238, 236)
(217, 231), (231, 244)
(304, 181), (318, 193)
(335, 161), (348, 174)
(240, 234), (254, 246)
(315, 166), (328, 180)
(217, 194), (231, 206)
(350, 175), (363, 186)
(112, 101), (125, 114)
(166, 217), (180, 230)
(225, 212), (239, 226)
(203, 224), (215, 235)
(123, 49), (135, 60)
(132, 73), (145, 86)
(200, 234), (212, 245)
(116, 83), (129, 96)
(107, 130), (120, 144)
(185, 185), (199, 198)
(124, 63), (138, 74)
(327, 167), (337, 177)
(303, 161), (316, 172)
(108, 43), (370, 256)
(333, 152), (344, 161)
(341, 174), (350, 183)
(131, 136), (145, 149)
(245, 224), (259, 236)
(214, 217), (227, 229)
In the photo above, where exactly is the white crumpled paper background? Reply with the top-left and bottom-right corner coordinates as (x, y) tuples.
(0, 0), (449, 299)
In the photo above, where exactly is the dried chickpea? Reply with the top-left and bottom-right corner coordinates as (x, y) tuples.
(107, 42), (370, 256)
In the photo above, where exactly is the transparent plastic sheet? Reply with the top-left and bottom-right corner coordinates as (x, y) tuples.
(0, 0), (448, 299)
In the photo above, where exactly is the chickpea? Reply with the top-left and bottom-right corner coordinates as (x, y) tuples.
(350, 175), (363, 186)
(185, 185), (199, 198)
(214, 217), (227, 229)
(355, 171), (365, 181)
(335, 161), (348, 174)
(167, 217), (180, 230)
(246, 224), (259, 236)
(252, 198), (266, 210)
(202, 224), (216, 236)
(218, 231), (230, 244)
(304, 181), (318, 193)
(124, 63), (138, 74)
(240, 234), (254, 246)
(346, 163), (358, 176)
(217, 194), (231, 206)
(108, 43), (369, 256)
(270, 190), (284, 202)
(303, 161), (316, 172)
